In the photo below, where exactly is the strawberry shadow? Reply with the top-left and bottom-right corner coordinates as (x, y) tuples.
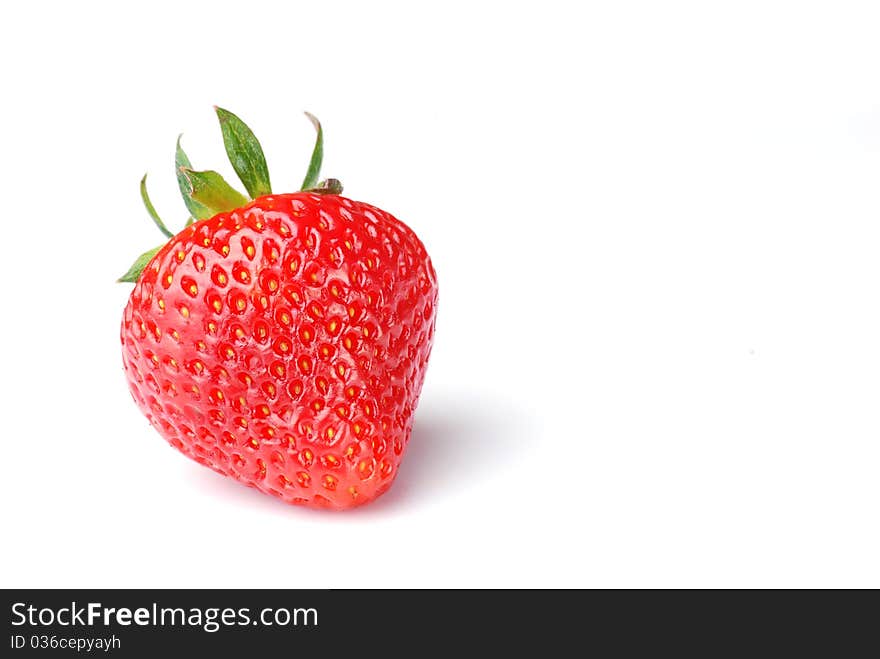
(351, 389), (533, 515)
(183, 388), (532, 516)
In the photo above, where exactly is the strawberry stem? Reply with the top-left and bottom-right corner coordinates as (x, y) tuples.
(304, 178), (343, 195)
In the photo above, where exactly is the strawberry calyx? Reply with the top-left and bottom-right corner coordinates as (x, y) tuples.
(215, 106), (272, 198)
(300, 112), (323, 190)
(118, 109), (341, 282)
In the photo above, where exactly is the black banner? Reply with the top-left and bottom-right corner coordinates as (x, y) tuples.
(1, 589), (873, 655)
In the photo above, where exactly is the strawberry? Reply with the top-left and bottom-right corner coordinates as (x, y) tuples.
(119, 108), (437, 509)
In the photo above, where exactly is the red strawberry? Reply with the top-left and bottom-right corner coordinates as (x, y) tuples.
(119, 108), (437, 509)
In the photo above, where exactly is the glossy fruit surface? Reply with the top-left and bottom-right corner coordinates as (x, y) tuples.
(122, 192), (437, 508)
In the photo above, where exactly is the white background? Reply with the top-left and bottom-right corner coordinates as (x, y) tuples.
(2, 1), (879, 588)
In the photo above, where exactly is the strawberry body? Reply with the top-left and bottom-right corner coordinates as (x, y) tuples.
(121, 193), (437, 509)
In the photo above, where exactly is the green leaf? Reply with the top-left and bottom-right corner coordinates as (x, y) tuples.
(215, 106), (272, 198)
(175, 136), (212, 220)
(300, 112), (324, 191)
(140, 174), (174, 239)
(179, 167), (249, 217)
(117, 245), (164, 283)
